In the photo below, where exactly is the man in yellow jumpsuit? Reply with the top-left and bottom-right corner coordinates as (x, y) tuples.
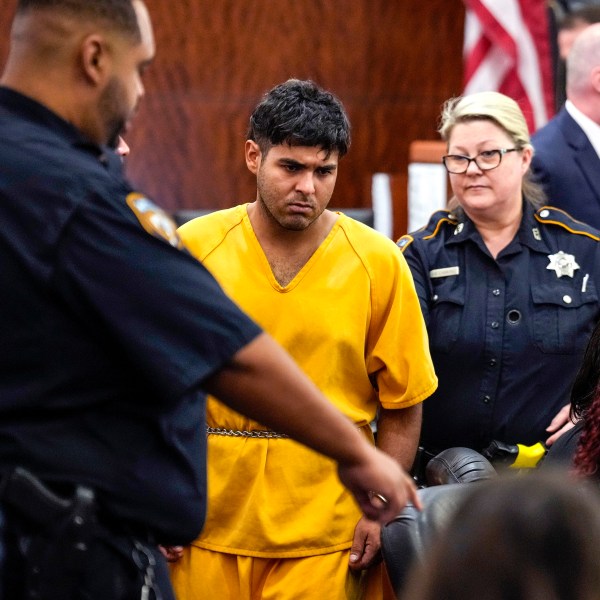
(168, 79), (437, 600)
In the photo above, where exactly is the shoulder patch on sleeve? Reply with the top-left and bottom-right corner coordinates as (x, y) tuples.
(126, 193), (185, 249)
(535, 206), (600, 241)
(397, 210), (457, 249)
(396, 235), (414, 252)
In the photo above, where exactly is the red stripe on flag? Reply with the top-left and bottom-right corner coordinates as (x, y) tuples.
(519, 0), (555, 125)
(464, 36), (492, 82)
(465, 0), (519, 60)
(499, 68), (536, 131)
(462, 0), (555, 132)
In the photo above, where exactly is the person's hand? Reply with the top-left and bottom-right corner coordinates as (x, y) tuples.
(159, 545), (184, 562)
(348, 517), (382, 571)
(545, 403), (576, 446)
(337, 444), (421, 525)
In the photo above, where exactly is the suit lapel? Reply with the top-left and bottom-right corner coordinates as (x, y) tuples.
(559, 109), (600, 205)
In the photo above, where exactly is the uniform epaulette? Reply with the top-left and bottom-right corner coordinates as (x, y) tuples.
(422, 209), (459, 240)
(535, 206), (600, 242)
(396, 210), (457, 252)
(396, 234), (414, 252)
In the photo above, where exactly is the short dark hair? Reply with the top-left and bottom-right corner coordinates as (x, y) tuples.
(247, 79), (351, 158)
(559, 5), (600, 31)
(16, 0), (140, 41)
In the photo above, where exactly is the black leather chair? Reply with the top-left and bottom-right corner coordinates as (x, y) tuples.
(425, 446), (498, 486)
(381, 448), (497, 597)
(382, 484), (472, 596)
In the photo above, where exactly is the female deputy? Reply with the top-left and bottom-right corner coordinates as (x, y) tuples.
(397, 91), (600, 456)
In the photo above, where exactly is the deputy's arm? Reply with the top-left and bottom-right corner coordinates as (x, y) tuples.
(203, 332), (420, 523)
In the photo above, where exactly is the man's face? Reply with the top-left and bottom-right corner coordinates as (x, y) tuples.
(99, 75), (131, 148)
(99, 0), (155, 146)
(246, 141), (339, 231)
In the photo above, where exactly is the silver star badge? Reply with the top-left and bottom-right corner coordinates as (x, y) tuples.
(547, 251), (580, 278)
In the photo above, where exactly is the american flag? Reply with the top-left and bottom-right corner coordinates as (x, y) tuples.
(462, 0), (555, 132)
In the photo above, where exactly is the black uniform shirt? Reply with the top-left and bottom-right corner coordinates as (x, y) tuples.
(0, 87), (262, 543)
(398, 202), (600, 452)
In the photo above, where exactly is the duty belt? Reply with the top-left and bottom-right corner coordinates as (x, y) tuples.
(206, 426), (288, 439)
(0, 467), (162, 600)
(0, 466), (94, 528)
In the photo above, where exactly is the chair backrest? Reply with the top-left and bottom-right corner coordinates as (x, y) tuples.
(382, 447), (497, 597)
(330, 207), (375, 228)
(407, 140), (448, 232)
(426, 446), (497, 486)
(381, 484), (474, 597)
(173, 209), (215, 227)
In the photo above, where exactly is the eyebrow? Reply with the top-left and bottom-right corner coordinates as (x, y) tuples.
(278, 158), (338, 170)
(449, 141), (503, 154)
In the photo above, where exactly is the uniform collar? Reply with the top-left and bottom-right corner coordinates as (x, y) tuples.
(565, 100), (600, 160)
(444, 211), (477, 246)
(0, 86), (119, 169)
(445, 201), (550, 254)
(516, 202), (550, 254)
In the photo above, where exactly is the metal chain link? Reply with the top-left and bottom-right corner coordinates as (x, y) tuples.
(206, 427), (288, 439)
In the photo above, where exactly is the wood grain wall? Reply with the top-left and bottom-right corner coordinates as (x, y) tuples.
(0, 1), (463, 238)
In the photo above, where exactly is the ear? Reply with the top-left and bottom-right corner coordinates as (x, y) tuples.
(521, 145), (533, 175)
(590, 65), (600, 94)
(245, 140), (262, 175)
(80, 34), (109, 85)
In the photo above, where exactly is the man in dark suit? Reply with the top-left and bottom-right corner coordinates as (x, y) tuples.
(531, 23), (600, 227)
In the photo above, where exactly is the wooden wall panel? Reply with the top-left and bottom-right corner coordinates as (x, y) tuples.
(0, 1), (15, 66)
(0, 0), (463, 238)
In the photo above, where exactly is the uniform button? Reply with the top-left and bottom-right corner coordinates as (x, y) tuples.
(492, 289), (501, 296)
(540, 209), (550, 218)
(489, 358), (497, 366)
(432, 294), (439, 302)
(563, 295), (572, 304)
(491, 321), (499, 329)
(483, 395), (491, 404)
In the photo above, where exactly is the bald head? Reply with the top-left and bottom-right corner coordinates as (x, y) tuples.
(567, 23), (600, 97)
(15, 0), (141, 39)
(1, 0), (155, 146)
(7, 0), (142, 75)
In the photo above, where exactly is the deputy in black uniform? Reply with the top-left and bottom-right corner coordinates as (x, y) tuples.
(0, 1), (418, 598)
(399, 91), (600, 457)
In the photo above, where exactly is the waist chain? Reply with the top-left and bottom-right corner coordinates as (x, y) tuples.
(206, 426), (289, 439)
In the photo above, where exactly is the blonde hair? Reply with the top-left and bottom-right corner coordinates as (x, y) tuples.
(438, 91), (545, 207)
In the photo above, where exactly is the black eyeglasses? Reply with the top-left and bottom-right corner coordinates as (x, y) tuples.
(442, 148), (519, 174)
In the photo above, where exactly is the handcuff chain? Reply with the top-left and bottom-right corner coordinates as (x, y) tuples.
(206, 426), (288, 439)
(133, 540), (161, 600)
